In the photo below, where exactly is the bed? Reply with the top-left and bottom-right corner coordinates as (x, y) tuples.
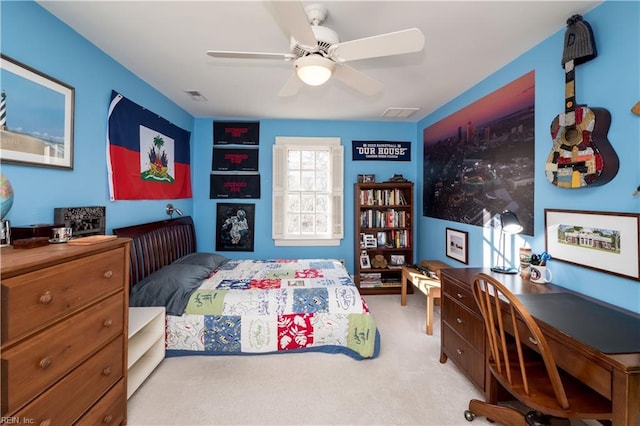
(113, 216), (380, 360)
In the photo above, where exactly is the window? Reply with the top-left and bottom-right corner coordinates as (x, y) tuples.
(273, 137), (343, 246)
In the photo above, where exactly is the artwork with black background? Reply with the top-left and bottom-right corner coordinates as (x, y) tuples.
(213, 121), (259, 145)
(422, 71), (535, 236)
(212, 146), (258, 171)
(211, 120), (260, 199)
(216, 203), (255, 252)
(54, 206), (106, 236)
(210, 173), (260, 199)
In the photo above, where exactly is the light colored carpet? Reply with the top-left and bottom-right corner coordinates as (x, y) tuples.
(126, 293), (592, 426)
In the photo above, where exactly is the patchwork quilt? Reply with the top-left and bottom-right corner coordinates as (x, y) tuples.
(165, 259), (380, 359)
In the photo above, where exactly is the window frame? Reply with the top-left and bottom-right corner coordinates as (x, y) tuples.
(272, 136), (343, 246)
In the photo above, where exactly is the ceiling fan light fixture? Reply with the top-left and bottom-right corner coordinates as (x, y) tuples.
(295, 55), (334, 86)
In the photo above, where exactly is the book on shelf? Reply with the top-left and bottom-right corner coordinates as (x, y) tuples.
(360, 280), (401, 288)
(359, 187), (410, 207)
(361, 272), (382, 279)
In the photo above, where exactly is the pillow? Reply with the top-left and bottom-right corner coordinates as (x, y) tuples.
(129, 264), (212, 315)
(172, 252), (229, 270)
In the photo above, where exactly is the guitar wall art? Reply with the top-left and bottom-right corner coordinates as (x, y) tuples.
(545, 15), (619, 189)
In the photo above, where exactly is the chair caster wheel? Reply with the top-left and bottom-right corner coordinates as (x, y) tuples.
(464, 410), (476, 422)
(525, 411), (552, 426)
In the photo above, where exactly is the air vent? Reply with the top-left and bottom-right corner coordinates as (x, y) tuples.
(382, 107), (419, 118)
(184, 90), (207, 102)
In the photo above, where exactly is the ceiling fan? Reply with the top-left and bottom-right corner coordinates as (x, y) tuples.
(206, 1), (425, 97)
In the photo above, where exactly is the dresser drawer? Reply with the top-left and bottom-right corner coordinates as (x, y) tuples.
(442, 278), (479, 314)
(1, 248), (126, 344)
(13, 335), (124, 425)
(442, 323), (485, 390)
(442, 294), (484, 350)
(75, 378), (126, 425)
(2, 293), (124, 414)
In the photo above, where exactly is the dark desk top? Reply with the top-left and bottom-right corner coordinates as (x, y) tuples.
(441, 268), (640, 356)
(517, 292), (640, 354)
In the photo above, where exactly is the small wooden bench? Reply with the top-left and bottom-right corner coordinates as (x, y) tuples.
(400, 260), (450, 335)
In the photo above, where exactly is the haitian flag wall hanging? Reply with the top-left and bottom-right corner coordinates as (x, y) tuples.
(107, 91), (192, 200)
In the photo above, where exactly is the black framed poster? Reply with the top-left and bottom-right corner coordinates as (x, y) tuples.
(216, 203), (255, 252)
(212, 146), (259, 171)
(210, 173), (260, 199)
(213, 121), (259, 145)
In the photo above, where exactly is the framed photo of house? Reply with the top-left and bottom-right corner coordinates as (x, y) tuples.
(445, 227), (468, 264)
(0, 54), (74, 169)
(216, 203), (255, 252)
(544, 209), (640, 281)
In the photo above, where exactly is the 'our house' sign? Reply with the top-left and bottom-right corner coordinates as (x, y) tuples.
(352, 141), (411, 161)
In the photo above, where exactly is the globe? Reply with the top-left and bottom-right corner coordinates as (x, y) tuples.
(0, 174), (14, 220)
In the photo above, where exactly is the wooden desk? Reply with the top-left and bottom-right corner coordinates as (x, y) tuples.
(400, 265), (441, 335)
(439, 267), (640, 426)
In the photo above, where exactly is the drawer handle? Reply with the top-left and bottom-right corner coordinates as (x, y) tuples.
(456, 317), (463, 324)
(39, 357), (52, 369)
(529, 337), (538, 345)
(103, 270), (113, 279)
(39, 291), (53, 304)
(456, 293), (464, 299)
(40, 419), (52, 426)
(103, 414), (113, 424)
(102, 366), (112, 376)
(456, 348), (464, 356)
(103, 319), (113, 328)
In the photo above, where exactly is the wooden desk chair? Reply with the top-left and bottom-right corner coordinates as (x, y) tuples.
(464, 273), (612, 425)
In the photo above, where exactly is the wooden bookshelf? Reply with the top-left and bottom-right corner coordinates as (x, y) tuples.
(354, 181), (414, 295)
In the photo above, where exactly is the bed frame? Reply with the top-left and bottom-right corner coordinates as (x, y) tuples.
(113, 216), (196, 287)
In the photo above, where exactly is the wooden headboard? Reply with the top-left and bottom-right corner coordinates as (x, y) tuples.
(113, 216), (196, 287)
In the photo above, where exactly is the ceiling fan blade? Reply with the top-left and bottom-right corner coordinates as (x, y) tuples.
(207, 50), (296, 61)
(278, 73), (303, 97)
(332, 65), (383, 96)
(269, 0), (318, 50)
(329, 28), (425, 62)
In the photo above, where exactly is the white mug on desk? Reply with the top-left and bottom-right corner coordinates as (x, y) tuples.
(530, 265), (552, 284)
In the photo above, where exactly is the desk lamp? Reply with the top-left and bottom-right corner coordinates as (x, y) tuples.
(490, 210), (523, 274)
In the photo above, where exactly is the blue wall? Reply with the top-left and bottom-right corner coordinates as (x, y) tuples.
(192, 117), (417, 274)
(2, 1), (638, 312)
(0, 1), (194, 230)
(417, 1), (640, 312)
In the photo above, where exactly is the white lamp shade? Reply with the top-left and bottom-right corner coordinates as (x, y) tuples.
(295, 55), (334, 86)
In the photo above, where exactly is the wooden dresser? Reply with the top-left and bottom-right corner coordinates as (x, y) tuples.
(1, 238), (131, 425)
(439, 267), (563, 393)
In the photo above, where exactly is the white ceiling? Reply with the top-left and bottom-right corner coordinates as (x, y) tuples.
(38, 0), (602, 122)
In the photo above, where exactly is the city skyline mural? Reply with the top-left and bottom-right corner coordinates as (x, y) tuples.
(422, 71), (535, 236)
